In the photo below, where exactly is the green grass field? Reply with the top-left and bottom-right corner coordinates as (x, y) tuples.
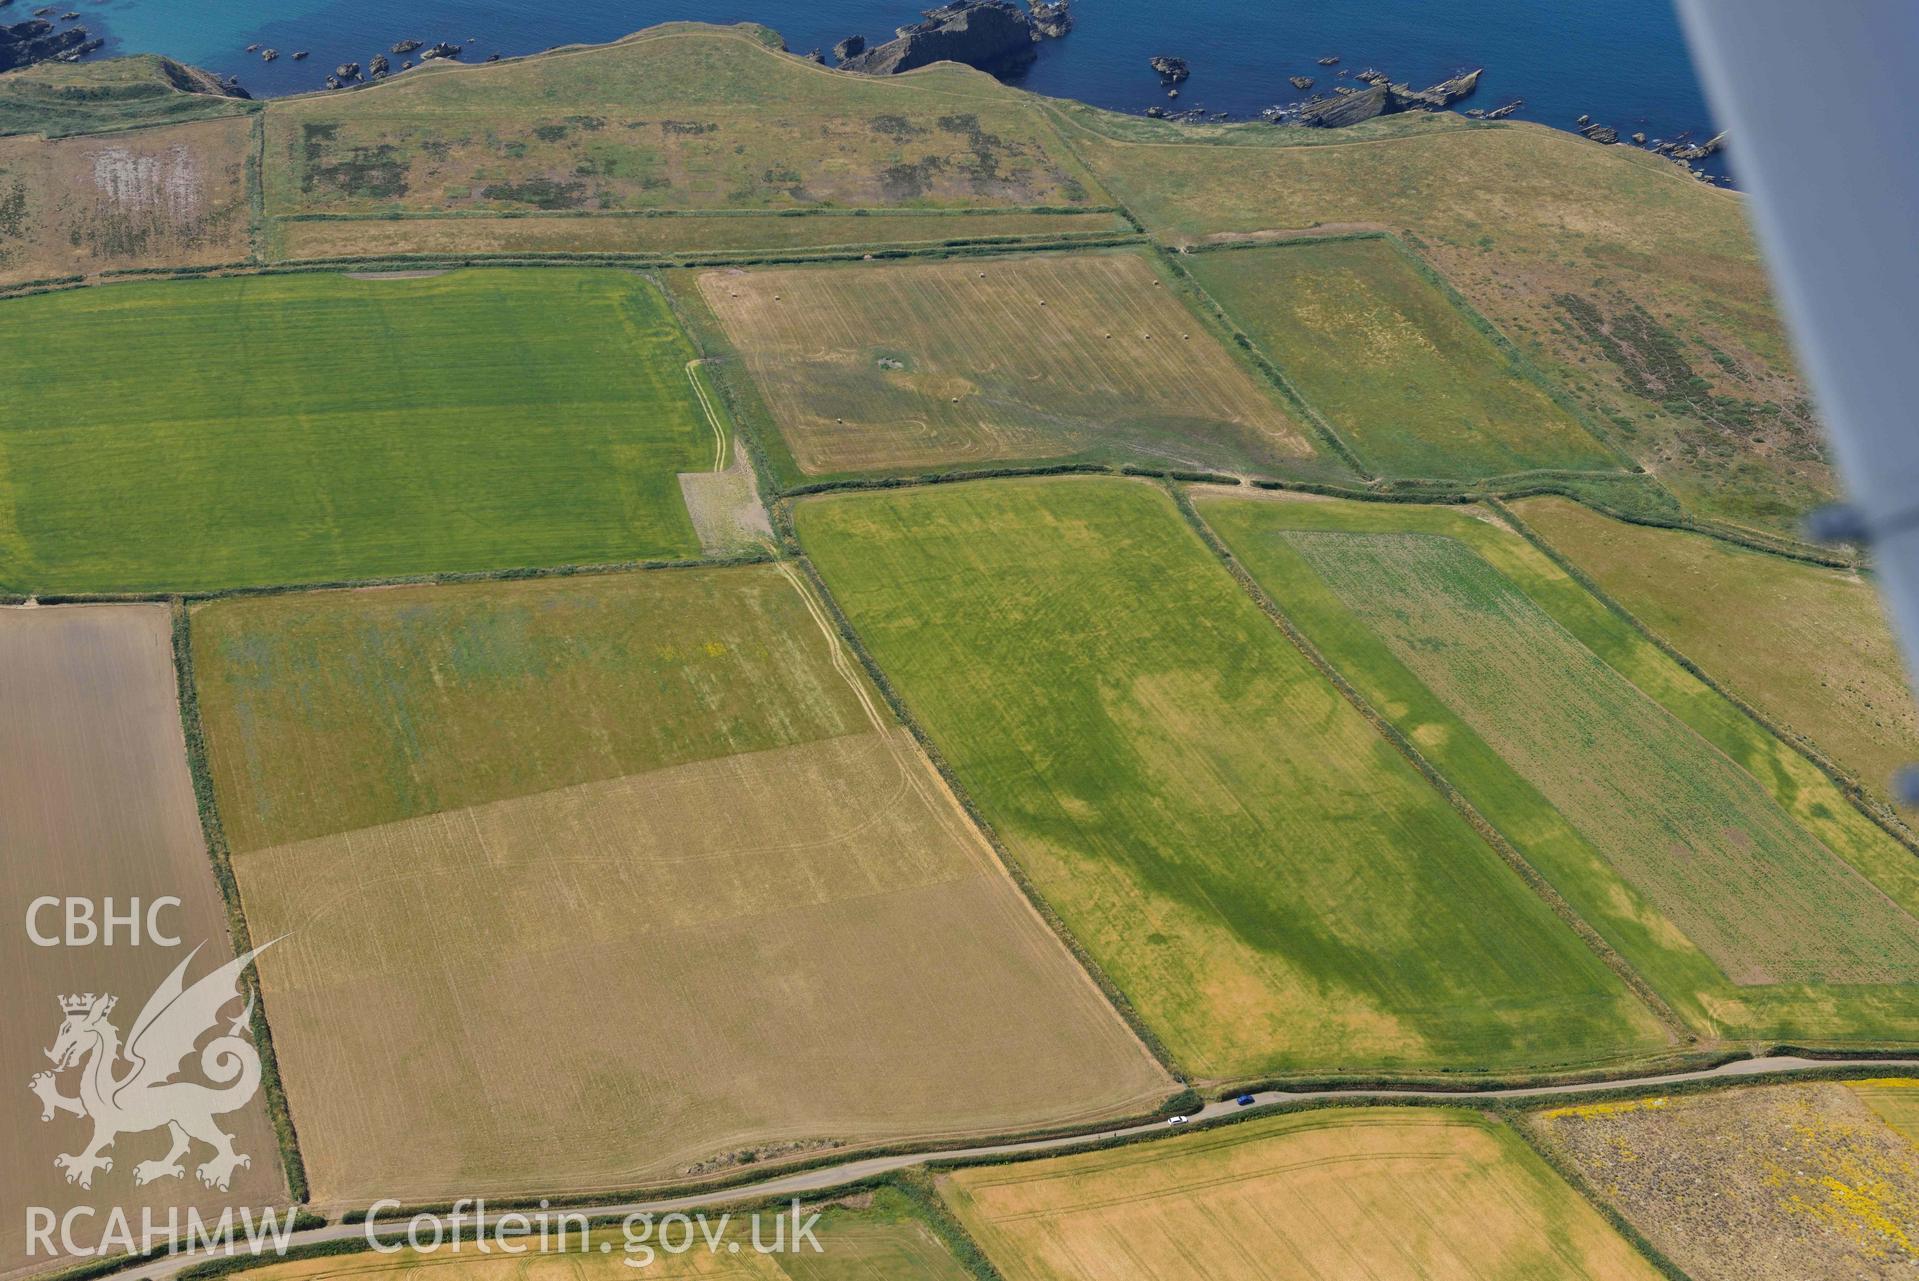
(1182, 237), (1617, 479)
(192, 563), (875, 852)
(797, 476), (1668, 1081)
(941, 1107), (1663, 1281)
(1514, 496), (1919, 810)
(1198, 492), (1919, 1045)
(0, 268), (711, 592)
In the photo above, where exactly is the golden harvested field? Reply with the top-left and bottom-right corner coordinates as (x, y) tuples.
(270, 210), (1125, 260)
(202, 566), (1168, 1204)
(264, 26), (1106, 216)
(220, 1189), (972, 1280)
(0, 114), (251, 286)
(1530, 1083), (1919, 1279)
(1056, 108), (1834, 532)
(1514, 496), (1919, 809)
(0, 605), (282, 1278)
(701, 250), (1326, 480)
(941, 1108), (1661, 1281)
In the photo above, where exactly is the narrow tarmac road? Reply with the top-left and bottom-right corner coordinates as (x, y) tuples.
(102, 1053), (1919, 1281)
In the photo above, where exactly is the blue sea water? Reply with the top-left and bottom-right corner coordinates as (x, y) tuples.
(71, 0), (1729, 178)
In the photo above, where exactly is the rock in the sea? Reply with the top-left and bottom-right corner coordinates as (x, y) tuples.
(1391, 67), (1480, 108)
(1631, 131), (1647, 144)
(1145, 105), (1165, 118)
(0, 16), (91, 70)
(419, 40), (461, 60)
(1356, 68), (1389, 85)
(1298, 81), (1391, 127)
(260, 47), (277, 62)
(1289, 75), (1314, 91)
(334, 61), (360, 80)
(391, 38), (421, 55)
(832, 34), (865, 61)
(802, 47), (826, 64)
(368, 52), (388, 75)
(839, 1), (1038, 75)
(1297, 67), (1481, 128)
(291, 50), (308, 60)
(1150, 55), (1189, 83)
(1317, 55), (1340, 66)
(1670, 130), (1728, 161)
(245, 43), (258, 52)
(1581, 123), (1619, 144)
(1030, 0), (1071, 39)
(1576, 112), (1591, 126)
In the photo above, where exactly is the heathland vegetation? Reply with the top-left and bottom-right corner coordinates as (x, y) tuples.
(797, 477), (1668, 1082)
(1197, 492), (1919, 1046)
(0, 269), (712, 592)
(941, 1107), (1662, 1281)
(1529, 1082), (1919, 1279)
(192, 564), (1168, 1204)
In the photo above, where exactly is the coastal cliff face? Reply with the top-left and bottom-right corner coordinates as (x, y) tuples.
(838, 1), (1039, 75)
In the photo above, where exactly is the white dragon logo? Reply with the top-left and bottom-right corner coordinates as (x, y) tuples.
(29, 941), (273, 1192)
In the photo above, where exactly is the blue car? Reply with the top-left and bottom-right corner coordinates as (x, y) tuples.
(1235, 1094), (1256, 1107)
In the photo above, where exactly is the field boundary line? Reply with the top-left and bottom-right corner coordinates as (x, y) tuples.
(1169, 483), (1694, 1045)
(25, 551), (770, 607)
(245, 113), (267, 265)
(1491, 498), (1919, 854)
(1152, 246), (1375, 480)
(1375, 232), (1641, 476)
(278, 206), (1125, 223)
(778, 523), (1189, 1084)
(1500, 1116), (1698, 1281)
(168, 600), (310, 1203)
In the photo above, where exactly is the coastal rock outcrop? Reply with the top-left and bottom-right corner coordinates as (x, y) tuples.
(1150, 55), (1188, 83)
(1288, 75), (1314, 91)
(368, 52), (389, 76)
(391, 39), (421, 55)
(1298, 81), (1390, 127)
(839, 2), (1044, 75)
(1030, 1), (1071, 39)
(1297, 67), (1482, 128)
(419, 41), (461, 61)
(832, 35), (865, 61)
(1390, 67), (1479, 108)
(0, 16), (92, 71)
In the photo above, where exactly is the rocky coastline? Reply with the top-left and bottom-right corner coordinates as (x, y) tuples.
(837, 0), (1068, 76)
